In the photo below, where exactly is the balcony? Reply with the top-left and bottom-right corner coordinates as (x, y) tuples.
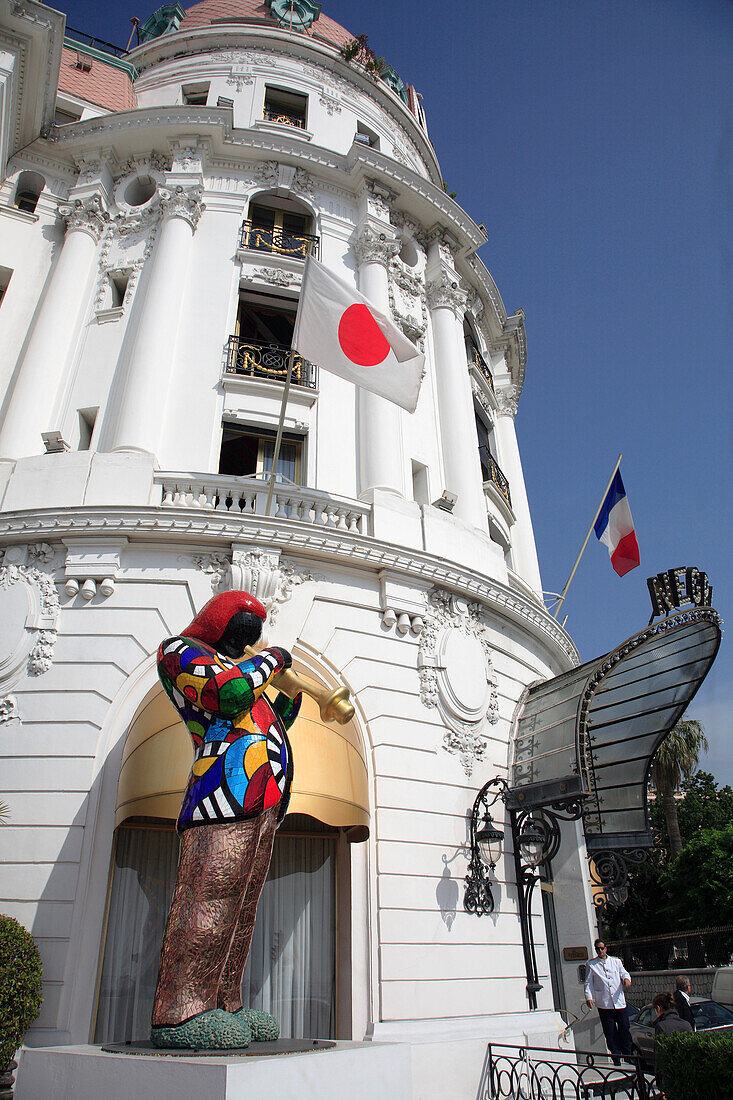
(225, 336), (318, 389)
(262, 105), (306, 129)
(156, 472), (370, 535)
(467, 340), (494, 394)
(239, 220), (319, 260)
(479, 446), (511, 508)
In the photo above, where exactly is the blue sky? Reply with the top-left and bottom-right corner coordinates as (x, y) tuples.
(56, 1), (732, 780)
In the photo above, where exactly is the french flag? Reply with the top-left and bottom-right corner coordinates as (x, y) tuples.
(594, 470), (640, 577)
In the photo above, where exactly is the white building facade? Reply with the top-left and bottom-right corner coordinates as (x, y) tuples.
(0, 1), (594, 1094)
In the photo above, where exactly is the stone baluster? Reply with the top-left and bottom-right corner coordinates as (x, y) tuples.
(426, 238), (488, 531)
(0, 195), (110, 461)
(108, 184), (205, 457)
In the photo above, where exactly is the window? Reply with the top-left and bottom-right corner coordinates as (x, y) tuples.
(182, 82), (210, 106)
(94, 823), (336, 1044)
(263, 86), (307, 129)
(74, 52), (92, 72)
(0, 267), (12, 306)
(108, 272), (129, 308)
(355, 122), (379, 150)
(14, 171), (45, 213)
(219, 424), (302, 484)
(78, 408), (98, 451)
(411, 460), (429, 505)
(217, 96), (234, 108)
(241, 201), (317, 259)
(53, 104), (82, 125)
(123, 176), (156, 207)
(227, 291), (317, 388)
(476, 411), (512, 508)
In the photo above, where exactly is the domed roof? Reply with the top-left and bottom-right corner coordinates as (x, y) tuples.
(179, 0), (354, 50)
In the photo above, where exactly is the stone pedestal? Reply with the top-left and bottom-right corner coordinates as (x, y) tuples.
(15, 1040), (413, 1100)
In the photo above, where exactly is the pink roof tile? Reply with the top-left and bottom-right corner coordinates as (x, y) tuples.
(180, 0), (354, 49)
(58, 45), (137, 113)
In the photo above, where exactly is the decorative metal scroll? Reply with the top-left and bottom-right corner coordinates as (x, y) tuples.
(588, 847), (647, 919)
(483, 1043), (652, 1100)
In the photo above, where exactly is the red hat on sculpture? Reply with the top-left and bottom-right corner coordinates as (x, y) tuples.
(183, 591), (267, 645)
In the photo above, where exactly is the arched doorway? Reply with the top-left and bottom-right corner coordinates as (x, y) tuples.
(93, 680), (369, 1044)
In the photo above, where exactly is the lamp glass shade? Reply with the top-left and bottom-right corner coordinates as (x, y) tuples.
(520, 825), (545, 868)
(476, 818), (503, 867)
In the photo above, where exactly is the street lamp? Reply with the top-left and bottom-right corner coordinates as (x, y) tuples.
(464, 778), (506, 917)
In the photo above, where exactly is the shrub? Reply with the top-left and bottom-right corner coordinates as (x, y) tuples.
(0, 915), (43, 1070)
(657, 1030), (733, 1099)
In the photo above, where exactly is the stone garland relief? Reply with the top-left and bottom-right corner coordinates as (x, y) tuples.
(0, 544), (61, 719)
(388, 259), (427, 343)
(418, 590), (499, 776)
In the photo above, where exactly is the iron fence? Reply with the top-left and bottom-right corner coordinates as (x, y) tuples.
(608, 926), (733, 972)
(467, 339), (495, 394)
(262, 106), (306, 128)
(480, 446), (512, 508)
(238, 220), (319, 259)
(482, 1044), (655, 1100)
(225, 337), (318, 389)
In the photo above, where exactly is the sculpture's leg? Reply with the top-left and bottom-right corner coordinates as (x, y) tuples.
(217, 806), (280, 1039)
(151, 817), (261, 1029)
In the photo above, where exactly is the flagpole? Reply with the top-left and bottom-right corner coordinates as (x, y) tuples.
(552, 453), (623, 620)
(264, 347), (295, 517)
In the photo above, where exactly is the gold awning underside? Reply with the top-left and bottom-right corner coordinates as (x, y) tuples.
(115, 683), (370, 839)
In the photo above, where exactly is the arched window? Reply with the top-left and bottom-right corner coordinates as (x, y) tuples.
(241, 191), (318, 259)
(14, 171), (45, 214)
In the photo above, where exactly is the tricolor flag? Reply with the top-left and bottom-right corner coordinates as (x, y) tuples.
(292, 256), (424, 413)
(594, 469), (640, 576)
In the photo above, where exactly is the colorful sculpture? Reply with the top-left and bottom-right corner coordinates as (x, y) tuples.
(149, 590), (340, 1049)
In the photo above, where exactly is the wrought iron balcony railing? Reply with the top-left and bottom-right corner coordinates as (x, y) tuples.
(225, 337), (318, 389)
(482, 1043), (653, 1100)
(239, 220), (319, 259)
(466, 340), (495, 394)
(262, 106), (306, 128)
(479, 446), (511, 508)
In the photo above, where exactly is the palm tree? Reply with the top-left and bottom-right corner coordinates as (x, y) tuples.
(650, 718), (708, 858)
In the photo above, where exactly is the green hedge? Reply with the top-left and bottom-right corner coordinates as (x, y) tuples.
(657, 1030), (733, 1099)
(0, 915), (43, 1070)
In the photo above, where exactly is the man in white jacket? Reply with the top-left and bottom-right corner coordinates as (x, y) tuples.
(584, 937), (633, 1064)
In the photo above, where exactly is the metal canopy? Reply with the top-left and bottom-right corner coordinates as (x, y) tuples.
(508, 608), (721, 849)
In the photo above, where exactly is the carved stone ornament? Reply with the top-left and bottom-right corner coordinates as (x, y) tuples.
(248, 266), (301, 288)
(495, 385), (519, 417)
(251, 161), (279, 186)
(363, 180), (396, 221)
(425, 271), (469, 317)
(0, 544), (60, 685)
(389, 260), (427, 341)
(113, 152), (172, 182)
(158, 185), (205, 230)
(292, 168), (315, 199)
(228, 66), (254, 91)
(471, 378), (493, 419)
(0, 696), (19, 724)
(353, 224), (400, 270)
(58, 194), (110, 242)
(390, 209), (427, 247)
(195, 547), (319, 627)
(418, 589), (499, 776)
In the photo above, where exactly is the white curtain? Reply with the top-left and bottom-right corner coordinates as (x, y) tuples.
(94, 827), (335, 1044)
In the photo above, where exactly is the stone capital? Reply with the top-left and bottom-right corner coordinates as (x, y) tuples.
(58, 194), (110, 242)
(353, 223), (400, 269)
(425, 271), (469, 316)
(158, 185), (205, 231)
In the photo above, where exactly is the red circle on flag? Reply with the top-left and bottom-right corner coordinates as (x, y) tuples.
(338, 304), (391, 366)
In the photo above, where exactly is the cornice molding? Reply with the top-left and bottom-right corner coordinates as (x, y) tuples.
(0, 507), (579, 668)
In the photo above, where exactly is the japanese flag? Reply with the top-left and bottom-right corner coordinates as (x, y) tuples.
(292, 256), (424, 413)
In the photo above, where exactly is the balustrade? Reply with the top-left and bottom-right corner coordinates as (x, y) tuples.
(479, 447), (512, 508)
(466, 340), (495, 394)
(238, 220), (319, 259)
(156, 473), (370, 535)
(224, 337), (318, 388)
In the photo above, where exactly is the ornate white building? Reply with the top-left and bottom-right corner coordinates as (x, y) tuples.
(0, 1), (594, 1094)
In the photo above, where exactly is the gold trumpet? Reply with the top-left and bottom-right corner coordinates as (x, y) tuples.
(244, 648), (355, 726)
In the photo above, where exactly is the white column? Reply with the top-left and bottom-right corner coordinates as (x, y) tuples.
(426, 269), (488, 531)
(0, 196), (109, 461)
(353, 223), (404, 497)
(108, 185), (204, 457)
(493, 390), (543, 595)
